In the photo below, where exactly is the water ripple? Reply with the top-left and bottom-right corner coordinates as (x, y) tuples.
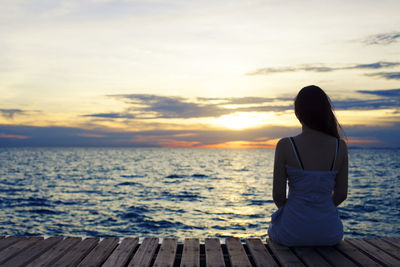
(0, 147), (398, 239)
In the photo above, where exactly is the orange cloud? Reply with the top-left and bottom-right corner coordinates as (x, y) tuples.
(0, 133), (29, 139)
(199, 141), (272, 149)
(347, 138), (380, 144)
(200, 138), (279, 149)
(77, 133), (106, 138)
(134, 134), (280, 148)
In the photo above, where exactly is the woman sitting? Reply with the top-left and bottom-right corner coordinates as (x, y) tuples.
(268, 85), (348, 246)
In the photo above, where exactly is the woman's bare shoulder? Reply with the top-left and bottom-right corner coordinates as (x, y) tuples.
(339, 139), (348, 155)
(276, 137), (290, 147)
(339, 138), (347, 147)
(275, 137), (291, 153)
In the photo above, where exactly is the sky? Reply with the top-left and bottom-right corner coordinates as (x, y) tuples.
(0, 0), (399, 148)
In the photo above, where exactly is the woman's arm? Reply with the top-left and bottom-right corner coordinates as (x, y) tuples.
(332, 139), (348, 206)
(273, 138), (288, 208)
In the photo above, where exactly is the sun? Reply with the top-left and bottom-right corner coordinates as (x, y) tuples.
(214, 112), (267, 130)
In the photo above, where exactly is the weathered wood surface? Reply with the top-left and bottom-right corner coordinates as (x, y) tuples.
(26, 237), (81, 267)
(154, 238), (177, 267)
(0, 236), (398, 266)
(2, 236), (62, 267)
(0, 237), (43, 265)
(335, 240), (381, 267)
(205, 238), (225, 267)
(315, 245), (357, 267)
(292, 246), (330, 267)
(53, 237), (99, 266)
(102, 237), (138, 267)
(225, 237), (251, 267)
(180, 238), (200, 267)
(345, 238), (400, 266)
(267, 239), (304, 267)
(246, 238), (277, 267)
(77, 237), (119, 267)
(128, 237), (159, 267)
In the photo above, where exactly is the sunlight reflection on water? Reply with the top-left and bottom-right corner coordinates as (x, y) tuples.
(0, 147), (398, 239)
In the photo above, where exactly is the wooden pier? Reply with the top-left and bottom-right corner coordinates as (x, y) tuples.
(0, 236), (399, 266)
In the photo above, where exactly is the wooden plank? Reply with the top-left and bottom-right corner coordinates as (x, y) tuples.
(225, 238), (251, 267)
(0, 236), (25, 252)
(52, 237), (99, 266)
(315, 246), (358, 267)
(245, 238), (278, 267)
(292, 247), (331, 267)
(0, 236), (397, 267)
(364, 238), (400, 260)
(205, 238), (225, 267)
(2, 236), (63, 267)
(102, 237), (139, 267)
(77, 237), (119, 267)
(154, 238), (178, 267)
(26, 237), (82, 267)
(346, 238), (400, 266)
(267, 239), (304, 267)
(128, 237), (159, 267)
(0, 237), (43, 264)
(335, 240), (381, 267)
(382, 237), (400, 249)
(180, 238), (200, 267)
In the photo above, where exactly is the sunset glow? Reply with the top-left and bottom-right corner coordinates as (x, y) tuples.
(199, 139), (280, 149)
(0, 0), (399, 148)
(214, 112), (270, 130)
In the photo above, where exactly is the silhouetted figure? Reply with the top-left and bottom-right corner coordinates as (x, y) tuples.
(268, 85), (348, 246)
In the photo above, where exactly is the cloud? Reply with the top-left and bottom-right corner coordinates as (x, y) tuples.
(80, 89), (400, 123)
(246, 67), (297, 75)
(116, 94), (229, 118)
(0, 125), (157, 147)
(354, 62), (400, 69)
(344, 123), (400, 148)
(0, 109), (24, 119)
(247, 65), (334, 75)
(365, 72), (400, 80)
(363, 32), (400, 45)
(196, 96), (277, 104)
(83, 113), (135, 119)
(332, 98), (398, 110)
(1, 123), (399, 148)
(107, 94), (292, 119)
(332, 88), (400, 110)
(246, 61), (400, 76)
(0, 124), (298, 148)
(357, 89), (400, 98)
(0, 133), (29, 139)
(76, 133), (106, 138)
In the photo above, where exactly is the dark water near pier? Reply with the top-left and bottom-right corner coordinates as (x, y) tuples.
(0, 148), (398, 240)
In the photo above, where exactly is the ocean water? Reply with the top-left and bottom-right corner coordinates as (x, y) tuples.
(0, 147), (398, 240)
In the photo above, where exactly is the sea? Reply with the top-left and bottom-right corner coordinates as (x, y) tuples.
(0, 147), (399, 240)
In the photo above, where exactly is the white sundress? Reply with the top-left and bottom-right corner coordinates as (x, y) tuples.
(268, 137), (343, 246)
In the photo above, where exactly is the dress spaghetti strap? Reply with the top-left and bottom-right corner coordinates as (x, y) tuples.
(290, 137), (340, 171)
(269, 137), (344, 246)
(289, 137), (304, 169)
(330, 138), (340, 171)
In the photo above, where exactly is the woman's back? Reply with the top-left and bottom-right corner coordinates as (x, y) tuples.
(268, 85), (348, 246)
(284, 128), (345, 172)
(268, 130), (345, 246)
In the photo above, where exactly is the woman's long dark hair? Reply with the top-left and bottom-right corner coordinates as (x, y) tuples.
(295, 85), (342, 138)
